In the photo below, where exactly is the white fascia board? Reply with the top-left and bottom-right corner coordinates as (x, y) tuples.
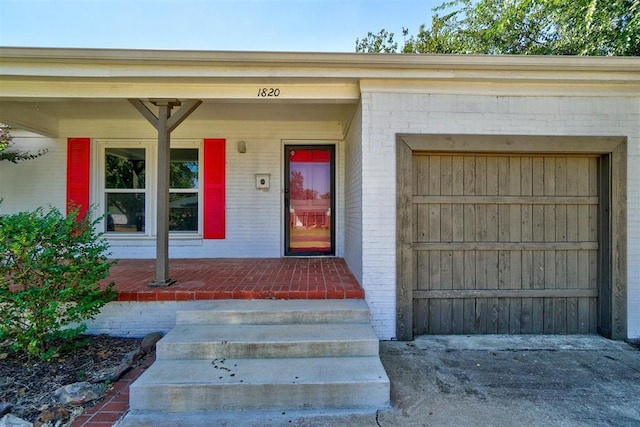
(1, 46), (639, 70)
(1, 47), (639, 82)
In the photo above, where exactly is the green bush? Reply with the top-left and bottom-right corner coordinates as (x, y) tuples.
(0, 207), (117, 360)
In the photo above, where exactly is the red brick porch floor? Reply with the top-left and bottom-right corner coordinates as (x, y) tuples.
(109, 258), (364, 301)
(72, 258), (363, 426)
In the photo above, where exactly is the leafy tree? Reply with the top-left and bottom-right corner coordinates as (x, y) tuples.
(356, 0), (639, 55)
(0, 124), (48, 163)
(290, 170), (306, 199)
(290, 170), (322, 200)
(356, 29), (399, 53)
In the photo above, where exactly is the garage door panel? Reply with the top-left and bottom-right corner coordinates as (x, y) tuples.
(498, 297), (510, 333)
(415, 204), (428, 241)
(544, 298), (556, 333)
(556, 251), (567, 289)
(567, 297), (579, 334)
(556, 204), (567, 241)
(544, 251), (556, 288)
(452, 156), (464, 194)
(415, 251), (428, 291)
(452, 299), (465, 334)
(430, 252), (440, 289)
(452, 205), (465, 241)
(413, 299), (428, 335)
(532, 205), (545, 241)
(416, 248), (595, 289)
(411, 152), (599, 335)
(429, 156), (441, 194)
(577, 298), (591, 333)
(441, 250), (453, 289)
(498, 205), (511, 241)
(413, 294), (598, 335)
(509, 299), (522, 334)
(441, 299), (454, 334)
(475, 157), (487, 194)
(544, 158), (557, 196)
(532, 158), (545, 195)
(462, 299), (475, 333)
(509, 251), (522, 289)
(429, 299), (440, 334)
(441, 155), (454, 193)
(555, 157), (567, 195)
(441, 204), (453, 241)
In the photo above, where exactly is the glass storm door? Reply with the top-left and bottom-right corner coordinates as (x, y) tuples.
(284, 146), (335, 256)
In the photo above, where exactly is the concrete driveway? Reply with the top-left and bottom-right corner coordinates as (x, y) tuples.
(375, 336), (640, 427)
(292, 335), (640, 427)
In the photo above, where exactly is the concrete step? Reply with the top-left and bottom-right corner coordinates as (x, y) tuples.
(117, 407), (379, 427)
(157, 323), (380, 359)
(175, 299), (370, 325)
(129, 356), (390, 412)
(121, 299), (391, 424)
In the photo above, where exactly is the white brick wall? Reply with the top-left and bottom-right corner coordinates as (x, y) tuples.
(361, 92), (640, 339)
(1, 119), (346, 259)
(626, 98), (640, 339)
(360, 92), (398, 339)
(0, 132), (66, 214)
(344, 103), (363, 283)
(82, 301), (206, 337)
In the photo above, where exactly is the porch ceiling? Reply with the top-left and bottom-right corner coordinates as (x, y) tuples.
(0, 98), (357, 137)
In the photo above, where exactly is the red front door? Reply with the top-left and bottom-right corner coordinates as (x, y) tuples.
(284, 146), (335, 256)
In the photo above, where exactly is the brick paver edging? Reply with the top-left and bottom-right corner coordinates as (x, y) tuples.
(70, 353), (156, 427)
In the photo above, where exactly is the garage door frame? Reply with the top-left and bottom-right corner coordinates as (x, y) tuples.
(396, 134), (627, 340)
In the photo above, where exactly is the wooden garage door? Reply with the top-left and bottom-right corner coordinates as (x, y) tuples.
(412, 154), (599, 335)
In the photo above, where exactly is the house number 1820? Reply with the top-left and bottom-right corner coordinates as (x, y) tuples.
(257, 88), (281, 97)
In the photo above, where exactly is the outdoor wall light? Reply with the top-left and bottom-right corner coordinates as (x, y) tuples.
(237, 140), (247, 153)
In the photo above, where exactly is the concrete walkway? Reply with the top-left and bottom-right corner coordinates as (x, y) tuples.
(110, 335), (640, 426)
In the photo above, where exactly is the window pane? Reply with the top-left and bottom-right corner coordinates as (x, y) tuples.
(106, 193), (145, 233)
(169, 193), (198, 231)
(170, 149), (199, 189)
(105, 148), (146, 189)
(288, 149), (331, 253)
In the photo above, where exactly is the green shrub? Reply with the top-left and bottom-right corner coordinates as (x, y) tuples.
(0, 207), (117, 360)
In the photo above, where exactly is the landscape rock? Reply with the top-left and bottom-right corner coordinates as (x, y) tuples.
(0, 403), (11, 417)
(0, 413), (32, 427)
(90, 362), (131, 383)
(121, 348), (145, 365)
(141, 332), (163, 353)
(53, 382), (105, 405)
(34, 407), (69, 427)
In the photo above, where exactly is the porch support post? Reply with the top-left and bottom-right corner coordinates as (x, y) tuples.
(155, 101), (172, 286)
(128, 98), (202, 287)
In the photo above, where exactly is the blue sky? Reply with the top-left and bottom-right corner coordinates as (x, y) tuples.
(0, 0), (444, 52)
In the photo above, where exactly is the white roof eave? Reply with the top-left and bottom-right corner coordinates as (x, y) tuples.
(0, 46), (639, 82)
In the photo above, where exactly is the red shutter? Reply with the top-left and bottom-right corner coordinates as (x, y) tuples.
(66, 138), (90, 220)
(203, 139), (226, 239)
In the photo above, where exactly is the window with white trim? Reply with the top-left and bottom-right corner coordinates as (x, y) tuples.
(97, 141), (201, 236)
(169, 148), (199, 232)
(105, 147), (147, 233)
